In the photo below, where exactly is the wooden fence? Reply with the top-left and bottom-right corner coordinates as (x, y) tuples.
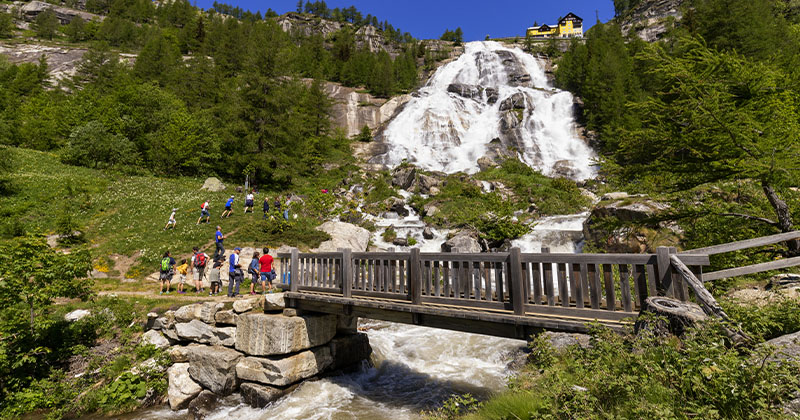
(276, 247), (710, 321)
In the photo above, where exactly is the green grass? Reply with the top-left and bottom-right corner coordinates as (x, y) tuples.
(1, 147), (333, 280)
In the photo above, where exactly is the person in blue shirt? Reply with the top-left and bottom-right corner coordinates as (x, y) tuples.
(227, 247), (242, 297)
(221, 195), (235, 219)
(214, 226), (225, 259)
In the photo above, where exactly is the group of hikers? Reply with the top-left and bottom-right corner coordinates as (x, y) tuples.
(158, 226), (279, 297)
(163, 192), (291, 230)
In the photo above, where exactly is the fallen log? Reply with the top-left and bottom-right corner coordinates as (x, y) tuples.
(669, 254), (752, 346)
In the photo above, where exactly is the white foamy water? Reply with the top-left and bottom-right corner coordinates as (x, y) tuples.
(380, 41), (597, 180)
(512, 212), (589, 254)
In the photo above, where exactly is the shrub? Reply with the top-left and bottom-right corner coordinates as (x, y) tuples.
(456, 322), (800, 420)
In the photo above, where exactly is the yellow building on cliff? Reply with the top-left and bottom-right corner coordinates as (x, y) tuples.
(527, 12), (583, 38)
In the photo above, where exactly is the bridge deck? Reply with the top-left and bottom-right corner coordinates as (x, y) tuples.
(286, 291), (635, 339)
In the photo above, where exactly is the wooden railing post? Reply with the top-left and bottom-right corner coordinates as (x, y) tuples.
(341, 248), (352, 298)
(509, 247), (525, 316)
(656, 246), (673, 297)
(409, 247), (421, 305)
(290, 248), (299, 293)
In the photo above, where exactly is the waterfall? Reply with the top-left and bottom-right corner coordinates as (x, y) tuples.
(378, 41), (596, 180)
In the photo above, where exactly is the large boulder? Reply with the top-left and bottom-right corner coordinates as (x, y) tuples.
(583, 197), (680, 253)
(167, 363), (203, 410)
(152, 311), (176, 330)
(240, 382), (298, 408)
(187, 390), (218, 420)
(499, 92), (526, 111)
(175, 303), (223, 324)
(264, 293), (286, 311)
(315, 221), (371, 252)
(417, 174), (441, 194)
(201, 177), (226, 192)
(187, 346), (243, 395)
(141, 330), (170, 349)
(386, 197), (409, 217)
(168, 345), (195, 363)
(328, 333), (372, 370)
(441, 230), (482, 253)
(235, 313), (337, 356)
(235, 347), (333, 386)
(214, 309), (237, 326)
(233, 296), (264, 314)
(447, 83), (482, 100)
(763, 330), (800, 363)
(65, 309), (91, 322)
(391, 166), (417, 190)
(176, 320), (236, 347)
(175, 320), (215, 344)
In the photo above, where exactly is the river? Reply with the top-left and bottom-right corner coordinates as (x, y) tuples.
(117, 320), (524, 419)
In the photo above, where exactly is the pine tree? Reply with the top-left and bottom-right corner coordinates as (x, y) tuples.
(34, 9), (59, 40)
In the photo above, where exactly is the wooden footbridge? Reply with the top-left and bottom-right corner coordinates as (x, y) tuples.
(272, 232), (800, 339)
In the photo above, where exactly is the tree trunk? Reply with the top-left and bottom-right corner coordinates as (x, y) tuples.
(762, 180), (800, 255)
(634, 296), (708, 337)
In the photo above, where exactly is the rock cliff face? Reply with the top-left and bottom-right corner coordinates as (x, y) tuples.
(319, 80), (411, 138)
(277, 13), (400, 56)
(618, 0), (685, 42)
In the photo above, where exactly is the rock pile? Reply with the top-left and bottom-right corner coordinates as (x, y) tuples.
(144, 294), (371, 412)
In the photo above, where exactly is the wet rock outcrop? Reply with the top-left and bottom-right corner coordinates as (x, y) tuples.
(583, 193), (682, 253)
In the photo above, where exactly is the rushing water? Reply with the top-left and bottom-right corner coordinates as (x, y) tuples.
(121, 321), (524, 420)
(380, 41), (597, 180)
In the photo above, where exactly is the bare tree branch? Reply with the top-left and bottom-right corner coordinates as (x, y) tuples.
(718, 212), (779, 228)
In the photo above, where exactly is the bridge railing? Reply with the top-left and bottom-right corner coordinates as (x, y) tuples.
(277, 247), (710, 320)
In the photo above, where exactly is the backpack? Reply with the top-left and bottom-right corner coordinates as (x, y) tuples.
(161, 257), (171, 272)
(194, 253), (207, 268)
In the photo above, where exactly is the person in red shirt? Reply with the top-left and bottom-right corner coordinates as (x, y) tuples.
(258, 247), (276, 293)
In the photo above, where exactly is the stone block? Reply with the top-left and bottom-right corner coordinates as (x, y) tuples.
(141, 330), (170, 349)
(235, 313), (337, 356)
(176, 302), (224, 324)
(235, 346), (332, 386)
(328, 333), (372, 370)
(336, 316), (358, 335)
(233, 296), (264, 314)
(188, 390), (218, 419)
(215, 309), (237, 326)
(187, 345), (242, 395)
(264, 293), (286, 311)
(167, 363), (203, 410)
(176, 319), (215, 344)
(240, 382), (298, 408)
(168, 345), (194, 363)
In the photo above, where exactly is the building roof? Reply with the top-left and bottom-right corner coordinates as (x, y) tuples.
(558, 12), (582, 24)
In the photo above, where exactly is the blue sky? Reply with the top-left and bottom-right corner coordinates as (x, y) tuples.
(194, 0), (616, 41)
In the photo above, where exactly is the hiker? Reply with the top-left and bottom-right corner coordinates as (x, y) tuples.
(209, 257), (223, 295)
(259, 247), (276, 293)
(244, 191), (255, 214)
(248, 251), (260, 295)
(283, 197), (290, 221)
(227, 247), (243, 297)
(159, 251), (176, 295)
(175, 259), (189, 294)
(262, 197), (270, 220)
(274, 196), (281, 215)
(221, 195), (234, 218)
(214, 226), (225, 259)
(164, 208), (177, 230)
(197, 200), (210, 224)
(191, 247), (209, 293)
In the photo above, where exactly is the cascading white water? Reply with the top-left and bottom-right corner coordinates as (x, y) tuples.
(381, 41), (597, 180)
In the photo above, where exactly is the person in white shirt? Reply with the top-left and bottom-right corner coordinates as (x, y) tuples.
(244, 191), (255, 214)
(164, 208), (177, 230)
